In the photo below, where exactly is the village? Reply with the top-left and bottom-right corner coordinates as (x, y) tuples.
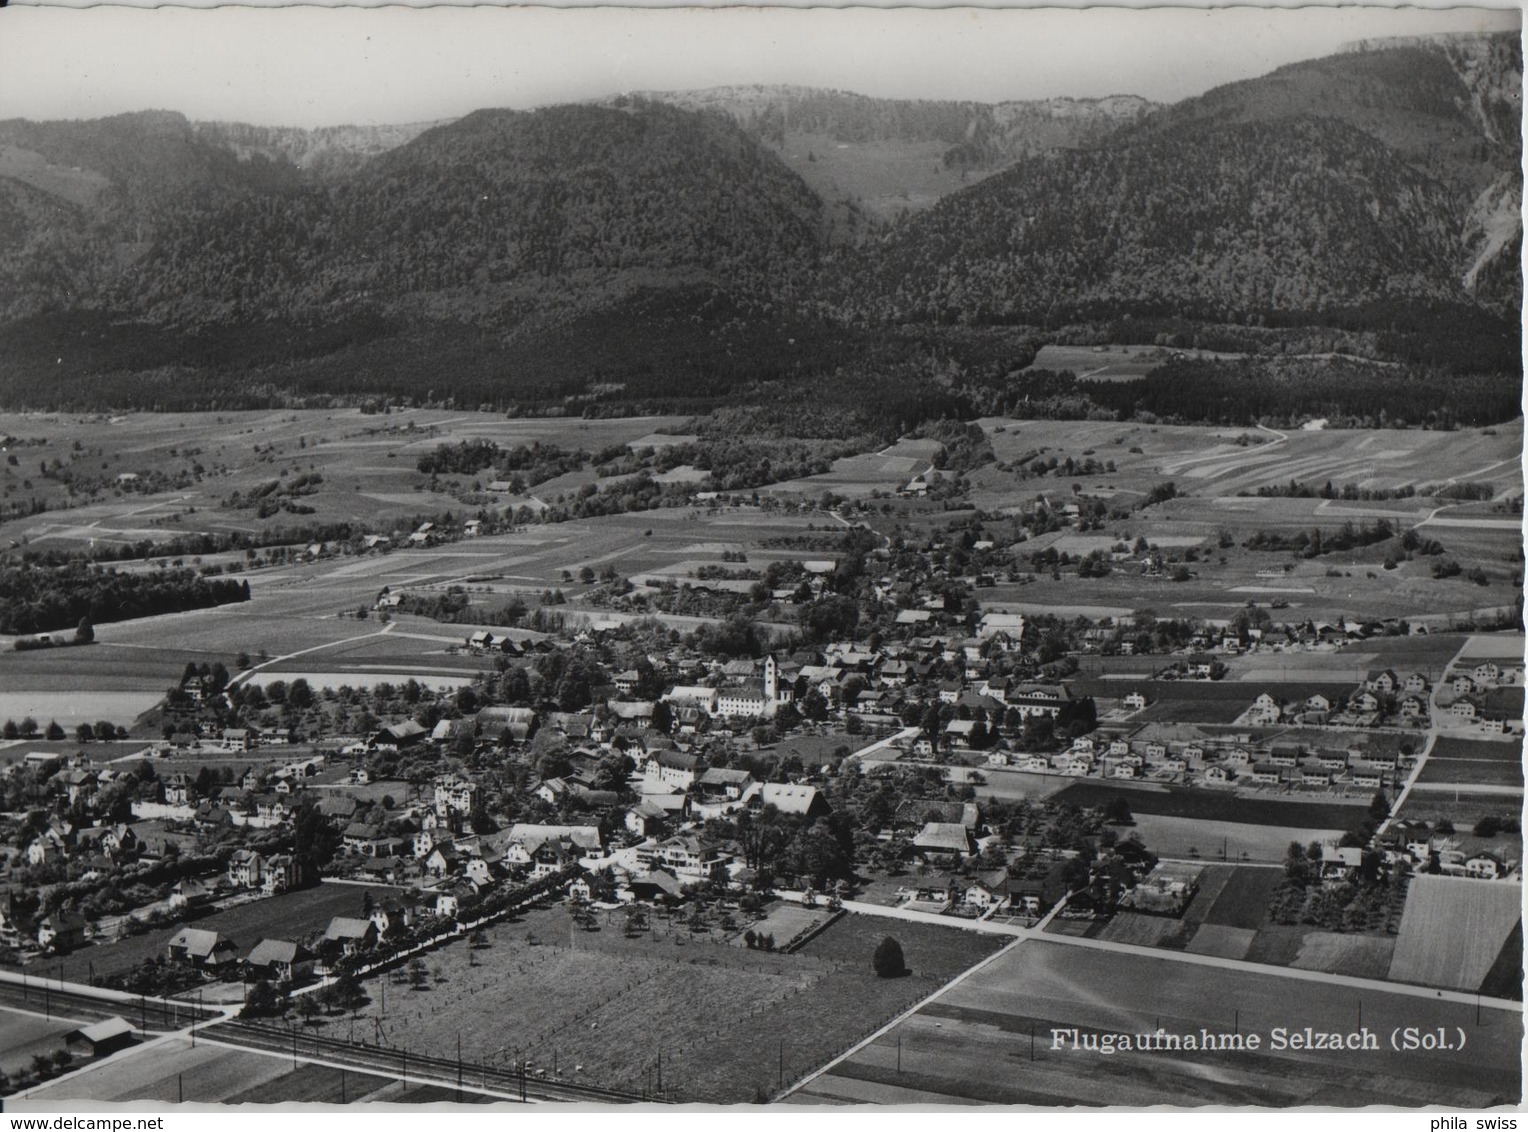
(1, 555), (1521, 1012)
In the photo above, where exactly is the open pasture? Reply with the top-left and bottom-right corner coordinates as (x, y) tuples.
(791, 939), (1521, 1107)
(0, 500), (841, 683)
(1027, 343), (1189, 381)
(1387, 875), (1522, 992)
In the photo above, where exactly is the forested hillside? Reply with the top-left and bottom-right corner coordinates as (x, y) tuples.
(821, 115), (1465, 325)
(0, 34), (1518, 424)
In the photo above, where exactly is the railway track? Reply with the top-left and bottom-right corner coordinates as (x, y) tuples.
(0, 979), (219, 1032)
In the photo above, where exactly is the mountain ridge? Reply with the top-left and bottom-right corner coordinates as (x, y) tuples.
(0, 33), (1518, 414)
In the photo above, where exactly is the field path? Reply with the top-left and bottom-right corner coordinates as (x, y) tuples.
(1379, 637), (1475, 834)
(227, 622), (397, 689)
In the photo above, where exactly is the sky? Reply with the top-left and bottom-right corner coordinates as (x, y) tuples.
(0, 4), (1519, 128)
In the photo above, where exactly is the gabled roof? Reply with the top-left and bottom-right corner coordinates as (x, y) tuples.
(698, 767), (754, 787)
(246, 938), (304, 966)
(741, 782), (827, 816)
(325, 917), (375, 941)
(68, 1017), (134, 1045)
(912, 822), (977, 854)
(168, 927), (229, 957)
(507, 822), (604, 851)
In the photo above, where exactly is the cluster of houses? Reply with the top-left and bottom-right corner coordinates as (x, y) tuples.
(995, 730), (1418, 792)
(1437, 660), (1524, 733)
(155, 722), (297, 755)
(1376, 821), (1517, 880)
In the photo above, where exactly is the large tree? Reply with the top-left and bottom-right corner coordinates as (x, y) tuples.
(872, 936), (906, 978)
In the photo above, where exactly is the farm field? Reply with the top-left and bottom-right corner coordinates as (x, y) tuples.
(337, 904), (1001, 1104)
(1198, 865), (1284, 931)
(0, 497), (847, 701)
(1414, 757), (1525, 788)
(1289, 932), (1396, 980)
(15, 882), (397, 986)
(1428, 737), (1523, 762)
(1396, 790), (1525, 830)
(0, 645), (195, 693)
(1387, 875), (1522, 992)
(1050, 782), (1370, 831)
(0, 410), (691, 557)
(977, 417), (1521, 500)
(789, 939), (1522, 1107)
(986, 546), (1519, 625)
(1126, 814), (1344, 864)
(763, 437), (942, 497)
(1052, 865), (1415, 982)
(1460, 634), (1528, 659)
(955, 766), (1073, 802)
(0, 691), (165, 731)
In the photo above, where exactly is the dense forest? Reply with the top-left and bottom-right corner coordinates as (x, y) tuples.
(0, 564), (250, 635)
(820, 116), (1468, 327)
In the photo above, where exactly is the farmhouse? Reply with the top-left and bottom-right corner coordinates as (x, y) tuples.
(912, 822), (977, 866)
(371, 720), (428, 752)
(324, 917), (378, 956)
(245, 939), (311, 984)
(167, 927), (239, 970)
(696, 767), (754, 803)
(742, 782), (831, 820)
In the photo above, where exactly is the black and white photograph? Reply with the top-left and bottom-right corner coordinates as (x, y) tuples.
(0, 2), (1521, 1111)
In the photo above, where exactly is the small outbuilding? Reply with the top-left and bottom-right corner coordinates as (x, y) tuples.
(65, 1016), (138, 1059)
